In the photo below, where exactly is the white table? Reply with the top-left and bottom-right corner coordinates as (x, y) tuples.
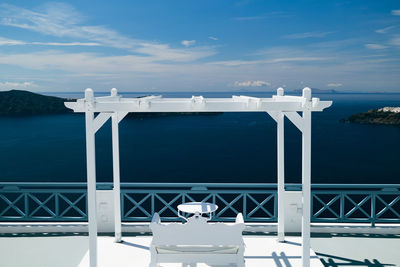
(177, 202), (218, 221)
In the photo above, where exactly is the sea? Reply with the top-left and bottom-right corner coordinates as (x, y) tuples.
(0, 91), (399, 184)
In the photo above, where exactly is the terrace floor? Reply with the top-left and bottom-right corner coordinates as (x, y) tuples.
(1, 233), (399, 267)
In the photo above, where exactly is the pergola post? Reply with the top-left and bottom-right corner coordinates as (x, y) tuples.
(277, 88), (285, 242)
(84, 88), (98, 267)
(110, 88), (126, 243)
(301, 88), (312, 267)
(112, 110), (122, 243)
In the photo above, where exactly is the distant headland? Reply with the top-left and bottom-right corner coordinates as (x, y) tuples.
(0, 90), (221, 117)
(341, 107), (400, 126)
(0, 90), (74, 116)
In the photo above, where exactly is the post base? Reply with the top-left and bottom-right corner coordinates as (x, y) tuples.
(277, 232), (285, 242)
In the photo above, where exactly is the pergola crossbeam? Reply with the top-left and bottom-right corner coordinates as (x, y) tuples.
(93, 113), (112, 134)
(65, 94), (331, 114)
(266, 111), (279, 122)
(284, 111), (305, 133)
(117, 111), (129, 123)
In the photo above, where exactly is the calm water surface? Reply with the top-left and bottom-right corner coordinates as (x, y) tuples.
(0, 92), (399, 184)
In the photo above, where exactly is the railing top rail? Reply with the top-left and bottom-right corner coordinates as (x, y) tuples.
(0, 182), (399, 190)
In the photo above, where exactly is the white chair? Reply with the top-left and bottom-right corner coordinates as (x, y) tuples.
(149, 212), (245, 267)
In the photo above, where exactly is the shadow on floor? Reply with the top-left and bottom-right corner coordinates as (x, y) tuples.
(316, 253), (395, 267)
(120, 240), (149, 250)
(312, 233), (400, 239)
(246, 251), (319, 267)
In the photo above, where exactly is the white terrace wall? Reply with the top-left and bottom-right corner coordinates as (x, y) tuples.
(96, 190), (115, 233)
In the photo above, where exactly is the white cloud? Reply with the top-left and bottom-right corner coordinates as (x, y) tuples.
(136, 43), (215, 62)
(283, 31), (333, 39)
(389, 37), (400, 46)
(327, 83), (342, 87)
(365, 43), (387, 50)
(0, 81), (37, 90)
(234, 80), (270, 87)
(0, 3), (214, 62)
(0, 37), (25, 45)
(181, 40), (196, 47)
(391, 10), (400, 16)
(0, 49), (215, 75)
(0, 3), (85, 37)
(0, 37), (99, 46)
(0, 47), (397, 92)
(211, 57), (328, 66)
(270, 57), (328, 63)
(210, 60), (260, 66)
(375, 26), (396, 34)
(208, 36), (218, 41)
(212, 45), (332, 67)
(0, 51), (166, 73)
(0, 3), (135, 48)
(32, 42), (99, 46)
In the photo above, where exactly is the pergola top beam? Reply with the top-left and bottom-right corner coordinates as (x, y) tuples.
(64, 87), (332, 114)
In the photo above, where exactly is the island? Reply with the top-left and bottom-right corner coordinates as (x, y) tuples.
(0, 90), (74, 116)
(0, 90), (222, 117)
(341, 107), (400, 126)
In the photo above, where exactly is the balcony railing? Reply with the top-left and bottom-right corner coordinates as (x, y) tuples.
(0, 183), (399, 226)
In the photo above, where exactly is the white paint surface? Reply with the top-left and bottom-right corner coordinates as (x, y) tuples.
(96, 190), (115, 233)
(284, 191), (303, 232)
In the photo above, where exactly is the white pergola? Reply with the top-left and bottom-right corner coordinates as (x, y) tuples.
(65, 87), (332, 267)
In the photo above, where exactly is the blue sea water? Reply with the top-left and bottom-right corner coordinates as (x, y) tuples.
(0, 92), (399, 184)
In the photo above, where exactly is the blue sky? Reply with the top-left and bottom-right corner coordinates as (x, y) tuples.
(0, 0), (399, 92)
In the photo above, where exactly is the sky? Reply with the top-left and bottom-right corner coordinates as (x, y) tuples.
(0, 0), (400, 92)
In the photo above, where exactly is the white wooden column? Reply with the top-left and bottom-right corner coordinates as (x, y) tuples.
(301, 88), (312, 267)
(277, 89), (285, 242)
(112, 112), (122, 242)
(85, 88), (98, 267)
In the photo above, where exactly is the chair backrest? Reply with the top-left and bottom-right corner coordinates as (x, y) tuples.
(150, 213), (245, 247)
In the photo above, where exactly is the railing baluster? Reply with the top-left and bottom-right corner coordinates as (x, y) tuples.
(24, 192), (29, 219)
(55, 192), (59, 219)
(340, 192), (344, 222)
(243, 193), (247, 221)
(121, 193), (125, 220)
(371, 193), (376, 227)
(151, 193), (154, 216)
(311, 192), (314, 221)
(274, 191), (277, 221)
